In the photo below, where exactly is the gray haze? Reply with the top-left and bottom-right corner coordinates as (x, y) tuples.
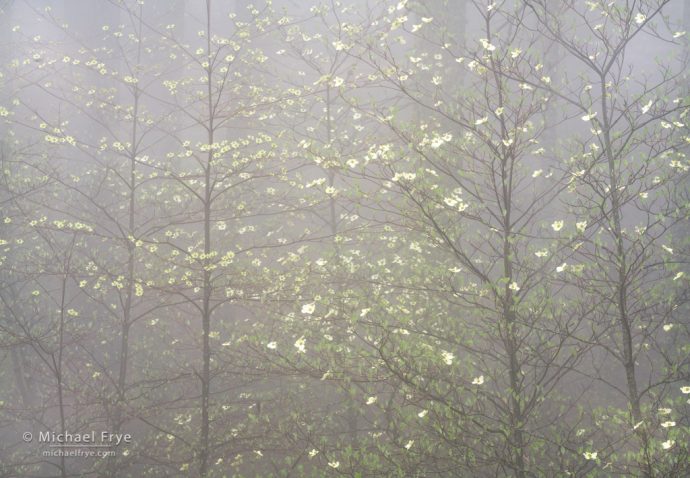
(0, 1), (689, 477)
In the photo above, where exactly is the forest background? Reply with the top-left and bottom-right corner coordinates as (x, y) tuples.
(0, 0), (689, 476)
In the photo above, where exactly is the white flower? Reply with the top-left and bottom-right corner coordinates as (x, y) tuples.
(662, 440), (675, 450)
(301, 302), (315, 315)
(392, 172), (416, 181)
(267, 341), (277, 350)
(583, 451), (598, 460)
(634, 13), (646, 24)
(294, 336), (306, 353)
(576, 221), (587, 233)
(663, 324), (674, 332)
(441, 350), (454, 365)
(535, 249), (549, 258)
(673, 271), (685, 281)
(556, 263), (568, 273)
(418, 409), (428, 418)
(474, 116), (488, 126)
(328, 461), (340, 468)
(479, 38), (496, 51)
(472, 375), (485, 385)
(444, 197), (458, 207)
(532, 169), (543, 178)
(346, 158), (359, 168)
(661, 421), (676, 428)
(581, 112), (597, 121)
(673, 31), (686, 39)
(680, 386), (690, 394)
(551, 220), (564, 232)
(658, 408), (672, 415)
(510, 48), (522, 58)
(508, 282), (520, 292)
(330, 76), (344, 88)
(366, 396), (377, 405)
(309, 449), (319, 458)
(360, 308), (370, 317)
(641, 100), (653, 114)
(404, 440), (414, 450)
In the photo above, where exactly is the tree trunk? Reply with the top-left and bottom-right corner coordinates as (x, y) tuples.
(600, 78), (652, 478)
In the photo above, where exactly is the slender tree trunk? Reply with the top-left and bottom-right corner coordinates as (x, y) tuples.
(56, 270), (70, 478)
(492, 46), (526, 475)
(600, 78), (652, 478)
(199, 194), (212, 477)
(324, 84), (357, 444)
(107, 11), (144, 475)
(503, 223), (526, 478)
(199, 3), (214, 475)
(10, 348), (30, 407)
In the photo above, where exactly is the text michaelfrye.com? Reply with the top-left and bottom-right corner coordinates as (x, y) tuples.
(19, 430), (131, 460)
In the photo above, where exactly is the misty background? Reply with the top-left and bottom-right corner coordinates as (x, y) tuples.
(1, 0), (689, 476)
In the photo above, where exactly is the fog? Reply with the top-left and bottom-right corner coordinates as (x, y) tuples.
(0, 1), (689, 477)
